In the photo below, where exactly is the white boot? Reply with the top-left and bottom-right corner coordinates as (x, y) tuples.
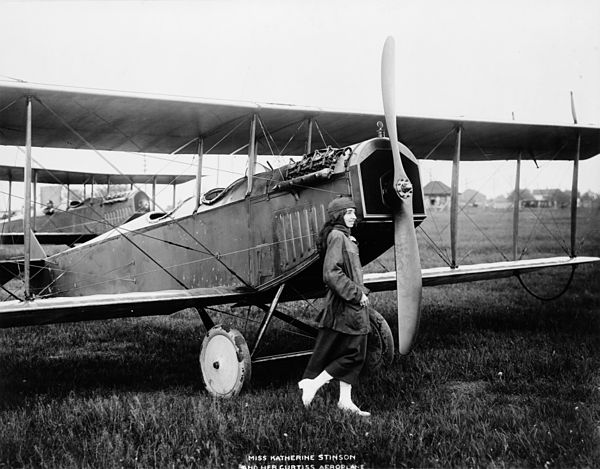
(337, 381), (371, 417)
(298, 370), (333, 407)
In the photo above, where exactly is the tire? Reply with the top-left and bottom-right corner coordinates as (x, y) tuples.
(363, 308), (394, 374)
(199, 325), (251, 398)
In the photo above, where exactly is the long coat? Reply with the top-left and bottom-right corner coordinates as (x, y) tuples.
(318, 227), (371, 335)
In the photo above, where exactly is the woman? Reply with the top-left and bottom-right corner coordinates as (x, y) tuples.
(298, 196), (371, 417)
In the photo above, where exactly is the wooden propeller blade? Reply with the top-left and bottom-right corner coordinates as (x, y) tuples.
(381, 36), (423, 355)
(381, 36), (405, 183)
(393, 207), (422, 355)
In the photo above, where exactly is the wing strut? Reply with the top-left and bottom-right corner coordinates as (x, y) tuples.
(246, 114), (258, 196)
(172, 180), (177, 209)
(32, 169), (37, 231)
(570, 92), (580, 258)
(512, 152), (522, 260)
(306, 118), (314, 154)
(450, 126), (462, 268)
(194, 138), (204, 211)
(570, 133), (580, 257)
(151, 176), (157, 210)
(23, 97), (33, 299)
(7, 178), (12, 224)
(251, 283), (285, 358)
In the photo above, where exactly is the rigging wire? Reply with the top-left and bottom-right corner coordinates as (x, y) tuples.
(419, 208), (452, 265)
(421, 127), (456, 160)
(279, 120), (306, 155)
(460, 129), (582, 298)
(416, 226), (453, 267)
(421, 128), (516, 263)
(314, 120), (340, 148)
(256, 115), (280, 156)
(204, 305), (315, 341)
(519, 205), (571, 257)
(0, 75), (26, 83)
(313, 120), (329, 148)
(205, 116), (249, 154)
(432, 129), (570, 264)
(0, 179), (215, 291)
(32, 229), (318, 298)
(0, 98), (19, 115)
(505, 150), (573, 260)
(2, 91), (588, 312)
(425, 161), (511, 264)
(575, 205), (600, 254)
(71, 100), (144, 152)
(541, 204), (571, 254)
(34, 97), (257, 290)
(0, 283), (21, 301)
(1, 137), (347, 298)
(457, 209), (511, 263)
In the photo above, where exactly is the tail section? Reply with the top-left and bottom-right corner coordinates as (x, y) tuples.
(0, 231), (47, 288)
(30, 230), (47, 260)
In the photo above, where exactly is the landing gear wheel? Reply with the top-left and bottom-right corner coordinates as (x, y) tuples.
(363, 308), (394, 374)
(199, 325), (251, 398)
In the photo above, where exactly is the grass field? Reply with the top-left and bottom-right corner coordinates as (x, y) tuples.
(1, 208), (599, 468)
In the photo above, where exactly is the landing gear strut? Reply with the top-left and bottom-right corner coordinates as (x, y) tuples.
(197, 287), (395, 397)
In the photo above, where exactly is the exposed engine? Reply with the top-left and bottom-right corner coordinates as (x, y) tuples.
(285, 146), (351, 179)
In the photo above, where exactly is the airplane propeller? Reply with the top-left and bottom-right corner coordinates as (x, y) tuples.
(381, 36), (423, 355)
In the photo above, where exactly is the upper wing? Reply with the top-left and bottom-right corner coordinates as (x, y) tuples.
(0, 163), (195, 185)
(364, 256), (600, 291)
(1, 80), (599, 161)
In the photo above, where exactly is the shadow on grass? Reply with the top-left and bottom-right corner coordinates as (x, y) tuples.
(0, 326), (199, 408)
(0, 315), (315, 410)
(1, 269), (598, 412)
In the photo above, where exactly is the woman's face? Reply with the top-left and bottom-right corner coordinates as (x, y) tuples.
(343, 208), (357, 228)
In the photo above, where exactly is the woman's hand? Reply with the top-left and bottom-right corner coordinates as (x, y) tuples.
(360, 293), (370, 308)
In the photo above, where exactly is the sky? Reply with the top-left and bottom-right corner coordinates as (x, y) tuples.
(1, 0), (599, 210)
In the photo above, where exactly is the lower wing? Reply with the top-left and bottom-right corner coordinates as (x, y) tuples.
(1, 256), (597, 329)
(364, 256), (599, 291)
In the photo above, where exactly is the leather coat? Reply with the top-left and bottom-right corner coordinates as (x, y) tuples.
(318, 226), (371, 335)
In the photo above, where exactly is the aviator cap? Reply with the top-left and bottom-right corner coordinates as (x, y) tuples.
(327, 197), (356, 216)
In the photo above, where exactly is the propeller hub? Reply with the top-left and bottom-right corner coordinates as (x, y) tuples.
(395, 177), (413, 199)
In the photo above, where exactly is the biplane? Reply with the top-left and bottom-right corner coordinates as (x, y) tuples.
(0, 38), (598, 397)
(0, 164), (194, 250)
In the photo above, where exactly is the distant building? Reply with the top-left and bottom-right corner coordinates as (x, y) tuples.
(459, 189), (487, 207)
(490, 195), (511, 210)
(423, 180), (452, 210)
(522, 189), (572, 209)
(581, 191), (599, 209)
(523, 189), (555, 208)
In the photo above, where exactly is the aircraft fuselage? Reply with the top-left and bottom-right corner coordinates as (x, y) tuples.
(32, 139), (425, 304)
